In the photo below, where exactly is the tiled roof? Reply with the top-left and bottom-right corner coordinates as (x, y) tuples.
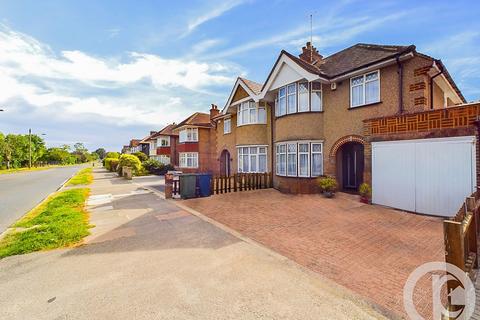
(129, 139), (141, 147)
(158, 123), (178, 135)
(239, 77), (262, 95)
(175, 112), (212, 129)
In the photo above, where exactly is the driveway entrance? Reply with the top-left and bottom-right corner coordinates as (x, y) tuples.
(184, 189), (444, 319)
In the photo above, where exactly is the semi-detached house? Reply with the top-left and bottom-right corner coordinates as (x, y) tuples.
(211, 42), (473, 216)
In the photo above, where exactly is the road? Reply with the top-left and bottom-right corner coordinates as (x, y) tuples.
(0, 166), (82, 233)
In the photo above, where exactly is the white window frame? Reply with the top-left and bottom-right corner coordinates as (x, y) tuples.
(159, 136), (170, 147)
(224, 118), (231, 134)
(298, 82), (310, 112)
(237, 145), (268, 173)
(237, 101), (266, 126)
(179, 128), (198, 143)
(311, 82), (322, 112)
(287, 83), (297, 114)
(287, 143), (297, 176)
(275, 141), (323, 178)
(158, 155), (170, 165)
(350, 70), (380, 108)
(179, 152), (198, 168)
(277, 81), (323, 116)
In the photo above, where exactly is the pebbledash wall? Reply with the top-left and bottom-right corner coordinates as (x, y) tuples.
(273, 55), (450, 193)
(214, 102), (273, 175)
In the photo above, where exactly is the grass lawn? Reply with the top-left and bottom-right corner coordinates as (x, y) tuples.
(67, 168), (93, 185)
(0, 166), (57, 175)
(0, 188), (93, 259)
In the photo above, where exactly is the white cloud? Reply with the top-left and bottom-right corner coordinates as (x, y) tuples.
(183, 0), (247, 37)
(0, 24), (241, 150)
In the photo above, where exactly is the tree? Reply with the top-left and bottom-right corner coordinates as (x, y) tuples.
(94, 148), (106, 159)
(105, 152), (120, 159)
(133, 151), (148, 162)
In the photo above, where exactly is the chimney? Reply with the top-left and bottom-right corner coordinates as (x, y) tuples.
(299, 42), (323, 64)
(210, 104), (220, 119)
(150, 131), (156, 136)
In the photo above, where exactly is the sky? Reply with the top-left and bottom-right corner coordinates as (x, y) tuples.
(0, 0), (479, 152)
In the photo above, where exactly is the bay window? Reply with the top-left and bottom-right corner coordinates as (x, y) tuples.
(238, 146), (267, 173)
(179, 128), (198, 143)
(276, 81), (322, 116)
(179, 152), (198, 168)
(237, 101), (267, 126)
(276, 141), (323, 177)
(224, 118), (231, 134)
(351, 70), (380, 108)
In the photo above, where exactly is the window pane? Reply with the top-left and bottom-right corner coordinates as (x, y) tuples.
(366, 72), (378, 81)
(279, 87), (286, 97)
(280, 154), (286, 175)
(287, 154), (297, 176)
(259, 155), (267, 172)
(311, 82), (322, 91)
(351, 76), (364, 85)
(298, 82), (309, 112)
(259, 147), (266, 154)
(311, 91), (322, 111)
(312, 143), (322, 153)
(287, 84), (296, 94)
(249, 108), (256, 123)
(365, 79), (379, 104)
(288, 94), (296, 113)
(242, 108), (248, 124)
(299, 154), (309, 176)
(351, 85), (363, 107)
(299, 143), (309, 153)
(242, 155), (249, 172)
(250, 147), (257, 154)
(287, 143), (296, 153)
(311, 153), (322, 176)
(250, 155), (257, 172)
(243, 147), (249, 154)
(279, 97), (286, 115)
(238, 152), (243, 172)
(258, 107), (266, 123)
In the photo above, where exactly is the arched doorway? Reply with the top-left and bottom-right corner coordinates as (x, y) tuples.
(337, 142), (364, 191)
(219, 149), (231, 176)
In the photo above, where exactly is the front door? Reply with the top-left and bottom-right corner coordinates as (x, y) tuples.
(220, 150), (230, 176)
(342, 143), (364, 190)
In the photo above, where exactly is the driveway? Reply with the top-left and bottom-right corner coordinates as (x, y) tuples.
(0, 170), (385, 320)
(183, 189), (445, 319)
(0, 165), (82, 233)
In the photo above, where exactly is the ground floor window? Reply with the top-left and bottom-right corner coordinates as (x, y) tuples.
(238, 146), (267, 173)
(179, 152), (198, 168)
(275, 141), (323, 177)
(158, 155), (170, 165)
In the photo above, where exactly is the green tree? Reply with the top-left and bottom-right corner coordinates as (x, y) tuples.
(105, 152), (120, 159)
(94, 148), (106, 159)
(132, 151), (148, 162)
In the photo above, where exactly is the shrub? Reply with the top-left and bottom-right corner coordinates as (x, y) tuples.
(105, 152), (120, 159)
(110, 159), (119, 172)
(143, 158), (162, 173)
(118, 154), (141, 175)
(317, 176), (337, 193)
(359, 183), (372, 198)
(133, 152), (148, 162)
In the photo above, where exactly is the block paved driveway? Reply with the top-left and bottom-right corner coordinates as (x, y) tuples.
(183, 189), (445, 319)
(0, 170), (386, 320)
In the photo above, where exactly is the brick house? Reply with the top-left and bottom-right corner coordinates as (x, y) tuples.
(122, 139), (142, 154)
(173, 108), (218, 173)
(141, 124), (179, 166)
(212, 42), (470, 215)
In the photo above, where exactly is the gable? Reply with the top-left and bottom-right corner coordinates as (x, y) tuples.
(232, 85), (249, 103)
(270, 62), (305, 91)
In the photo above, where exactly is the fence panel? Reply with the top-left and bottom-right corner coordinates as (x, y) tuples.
(212, 173), (272, 194)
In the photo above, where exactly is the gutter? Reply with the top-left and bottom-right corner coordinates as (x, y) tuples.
(430, 60), (444, 109)
(396, 56), (404, 114)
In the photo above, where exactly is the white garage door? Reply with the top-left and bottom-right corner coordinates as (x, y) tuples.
(372, 136), (476, 217)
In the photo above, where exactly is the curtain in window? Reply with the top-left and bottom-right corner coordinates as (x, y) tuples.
(365, 72), (379, 104)
(311, 91), (322, 111)
(298, 82), (309, 112)
(287, 84), (296, 114)
(298, 143), (309, 176)
(287, 143), (297, 176)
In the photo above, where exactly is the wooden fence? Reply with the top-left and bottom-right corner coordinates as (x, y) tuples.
(211, 173), (272, 194)
(444, 192), (479, 302)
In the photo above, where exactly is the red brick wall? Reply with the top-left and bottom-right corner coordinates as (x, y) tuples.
(157, 146), (171, 155)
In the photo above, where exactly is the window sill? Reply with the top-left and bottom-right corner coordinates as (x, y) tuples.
(223, 132), (231, 135)
(275, 111), (324, 119)
(275, 174), (322, 179)
(237, 123), (267, 127)
(179, 141), (199, 144)
(349, 101), (382, 110)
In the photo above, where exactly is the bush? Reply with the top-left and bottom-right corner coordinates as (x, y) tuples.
(105, 152), (120, 159)
(143, 159), (162, 173)
(104, 158), (119, 172)
(133, 152), (148, 162)
(118, 154), (141, 175)
(359, 183), (371, 198)
(317, 176), (337, 193)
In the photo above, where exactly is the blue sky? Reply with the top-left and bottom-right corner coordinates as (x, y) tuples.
(0, 0), (478, 151)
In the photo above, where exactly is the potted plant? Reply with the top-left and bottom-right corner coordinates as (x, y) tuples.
(317, 176), (337, 198)
(359, 183), (372, 204)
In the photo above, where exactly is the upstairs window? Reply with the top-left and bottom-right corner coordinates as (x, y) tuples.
(179, 128), (198, 143)
(159, 136), (170, 147)
(351, 70), (380, 108)
(276, 81), (322, 116)
(237, 101), (266, 126)
(224, 118), (231, 134)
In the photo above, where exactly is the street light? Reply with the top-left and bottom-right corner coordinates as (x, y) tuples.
(28, 129), (46, 168)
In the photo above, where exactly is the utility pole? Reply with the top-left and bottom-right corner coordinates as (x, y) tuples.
(29, 128), (32, 168)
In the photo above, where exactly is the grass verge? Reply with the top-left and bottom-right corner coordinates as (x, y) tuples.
(67, 168), (93, 185)
(0, 188), (93, 259)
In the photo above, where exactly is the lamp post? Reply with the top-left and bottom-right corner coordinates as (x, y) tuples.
(28, 129), (46, 168)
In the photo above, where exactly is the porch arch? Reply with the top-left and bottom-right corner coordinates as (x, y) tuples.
(329, 135), (367, 158)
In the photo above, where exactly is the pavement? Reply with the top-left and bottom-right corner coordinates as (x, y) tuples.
(0, 165), (82, 233)
(183, 189), (446, 319)
(0, 169), (386, 320)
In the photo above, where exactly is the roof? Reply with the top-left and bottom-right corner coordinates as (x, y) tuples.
(174, 112), (213, 130)
(129, 139), (141, 147)
(158, 123), (178, 136)
(239, 77), (262, 95)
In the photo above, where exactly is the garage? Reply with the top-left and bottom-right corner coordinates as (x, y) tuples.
(372, 136), (476, 217)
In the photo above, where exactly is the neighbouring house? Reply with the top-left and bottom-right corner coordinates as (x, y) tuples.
(172, 107), (218, 173)
(142, 124), (179, 166)
(139, 131), (156, 156)
(123, 139), (142, 154)
(212, 41), (473, 216)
